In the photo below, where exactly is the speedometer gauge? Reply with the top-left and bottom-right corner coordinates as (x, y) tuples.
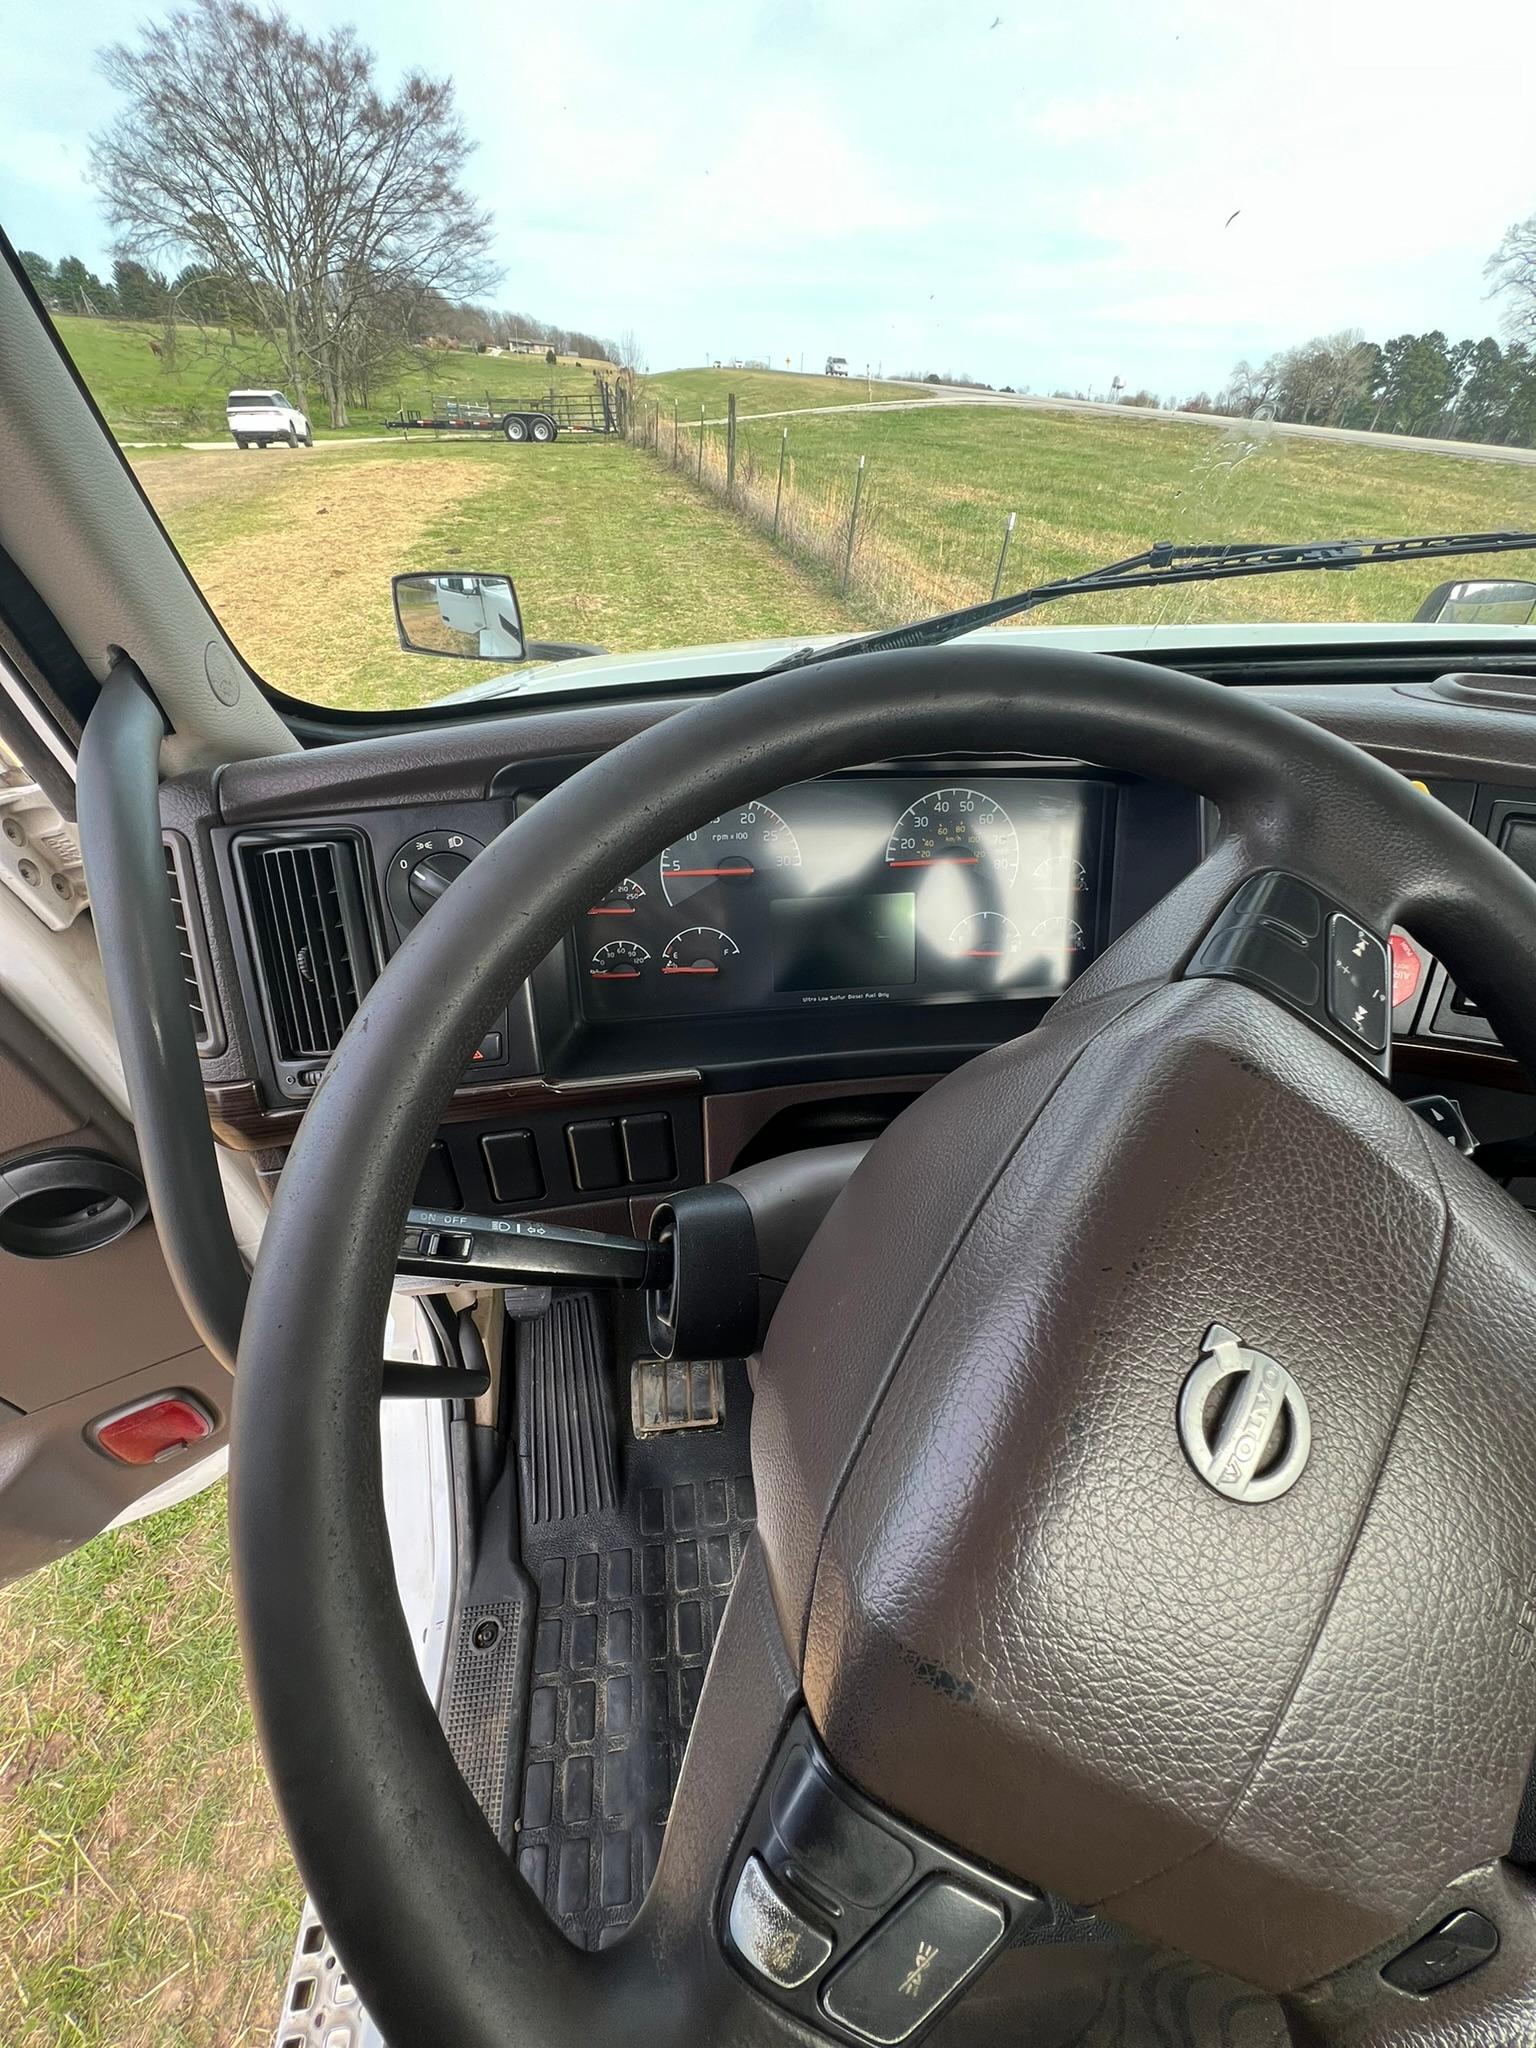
(660, 803), (801, 909)
(885, 789), (1018, 883)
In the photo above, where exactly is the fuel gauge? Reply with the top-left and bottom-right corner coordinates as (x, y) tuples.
(662, 927), (740, 979)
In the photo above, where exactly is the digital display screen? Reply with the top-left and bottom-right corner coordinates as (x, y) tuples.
(573, 775), (1107, 1023)
(771, 893), (916, 991)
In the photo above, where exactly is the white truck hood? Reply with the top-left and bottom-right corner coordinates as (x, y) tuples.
(429, 619), (1532, 708)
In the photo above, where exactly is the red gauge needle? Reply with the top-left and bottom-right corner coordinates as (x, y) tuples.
(663, 963), (720, 975)
(963, 949), (1002, 958)
(887, 856), (981, 867)
(587, 906), (635, 916)
(665, 865), (755, 878)
(590, 969), (641, 979)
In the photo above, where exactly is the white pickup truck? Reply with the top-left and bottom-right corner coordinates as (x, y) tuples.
(225, 389), (313, 449)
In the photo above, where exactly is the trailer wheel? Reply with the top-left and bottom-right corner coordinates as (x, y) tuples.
(530, 415), (557, 443)
(235, 436), (249, 450)
(502, 415), (529, 442)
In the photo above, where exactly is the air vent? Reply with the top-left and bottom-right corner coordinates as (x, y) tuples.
(162, 833), (224, 1056)
(235, 833), (376, 1078)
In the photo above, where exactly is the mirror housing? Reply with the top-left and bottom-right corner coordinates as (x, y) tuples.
(1414, 578), (1536, 626)
(393, 571), (526, 661)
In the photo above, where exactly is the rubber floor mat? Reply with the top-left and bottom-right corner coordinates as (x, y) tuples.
(513, 1354), (756, 1950)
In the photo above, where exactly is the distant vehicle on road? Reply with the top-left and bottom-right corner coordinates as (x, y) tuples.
(226, 389), (313, 449)
(825, 355), (849, 377)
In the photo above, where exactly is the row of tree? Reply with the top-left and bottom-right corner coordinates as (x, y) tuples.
(1182, 217), (1536, 444)
(21, 247), (622, 383)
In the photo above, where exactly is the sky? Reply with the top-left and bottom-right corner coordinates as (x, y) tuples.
(4, 0), (1536, 398)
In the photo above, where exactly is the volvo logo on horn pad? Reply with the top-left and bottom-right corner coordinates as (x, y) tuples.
(1178, 1324), (1311, 1503)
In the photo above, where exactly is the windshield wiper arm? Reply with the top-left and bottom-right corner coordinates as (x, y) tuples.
(764, 529), (1536, 675)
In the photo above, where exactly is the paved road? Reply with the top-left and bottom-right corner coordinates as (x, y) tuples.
(701, 378), (1536, 470)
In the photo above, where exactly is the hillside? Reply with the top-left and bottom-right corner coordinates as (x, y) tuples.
(640, 374), (1536, 628)
(50, 314), (615, 441)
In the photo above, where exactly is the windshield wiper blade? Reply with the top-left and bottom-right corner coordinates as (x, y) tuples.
(764, 528), (1536, 675)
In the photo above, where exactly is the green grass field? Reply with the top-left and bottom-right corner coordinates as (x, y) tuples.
(52, 314), (615, 442)
(0, 1488), (295, 2048)
(132, 437), (859, 708)
(644, 372), (1536, 628)
(641, 365), (913, 420)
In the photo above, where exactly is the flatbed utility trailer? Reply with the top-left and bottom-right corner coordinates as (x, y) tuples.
(385, 386), (617, 442)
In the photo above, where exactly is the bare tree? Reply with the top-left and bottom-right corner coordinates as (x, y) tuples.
(617, 328), (648, 377)
(1487, 217), (1536, 346)
(91, 1), (497, 425)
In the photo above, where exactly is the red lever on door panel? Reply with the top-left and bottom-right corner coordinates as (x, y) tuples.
(89, 1393), (215, 1466)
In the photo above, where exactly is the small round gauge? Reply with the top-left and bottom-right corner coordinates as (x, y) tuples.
(886, 789), (1019, 883)
(1031, 913), (1086, 952)
(662, 927), (740, 979)
(947, 911), (1024, 963)
(587, 877), (646, 917)
(1031, 851), (1087, 891)
(660, 803), (801, 909)
(589, 939), (650, 982)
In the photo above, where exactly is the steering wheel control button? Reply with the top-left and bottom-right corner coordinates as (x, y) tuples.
(1197, 921), (1321, 1008)
(1381, 1910), (1499, 1995)
(1326, 913), (1390, 1050)
(728, 1856), (832, 1991)
(769, 1744), (915, 1909)
(1187, 871), (1392, 1075)
(1225, 871), (1323, 939)
(821, 1879), (1006, 2044)
(1178, 1323), (1312, 1504)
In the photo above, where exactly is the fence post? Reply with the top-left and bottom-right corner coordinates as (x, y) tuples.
(991, 511), (1018, 598)
(697, 404), (704, 480)
(673, 401), (679, 468)
(726, 393), (737, 499)
(772, 428), (787, 540)
(842, 455), (866, 593)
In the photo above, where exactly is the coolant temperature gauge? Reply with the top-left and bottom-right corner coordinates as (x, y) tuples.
(662, 927), (740, 978)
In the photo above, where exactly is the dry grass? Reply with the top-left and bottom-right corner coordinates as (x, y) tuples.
(0, 1486), (297, 2047)
(131, 440), (861, 709)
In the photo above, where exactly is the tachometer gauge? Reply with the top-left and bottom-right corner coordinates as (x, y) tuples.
(886, 789), (1019, 883)
(589, 939), (650, 982)
(588, 877), (646, 916)
(662, 927), (740, 978)
(948, 911), (1023, 962)
(660, 803), (801, 909)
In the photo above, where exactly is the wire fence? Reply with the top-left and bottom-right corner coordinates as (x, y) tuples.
(617, 388), (1018, 624)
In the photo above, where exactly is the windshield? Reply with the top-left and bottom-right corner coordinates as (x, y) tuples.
(8, 3), (1536, 712)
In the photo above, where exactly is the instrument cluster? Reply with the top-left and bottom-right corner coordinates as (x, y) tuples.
(575, 775), (1109, 1020)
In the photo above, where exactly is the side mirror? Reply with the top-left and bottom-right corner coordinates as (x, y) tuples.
(1414, 578), (1536, 626)
(393, 571), (526, 661)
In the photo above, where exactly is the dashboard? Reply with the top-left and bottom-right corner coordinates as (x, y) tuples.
(575, 776), (1108, 1022)
(156, 659), (1536, 1230)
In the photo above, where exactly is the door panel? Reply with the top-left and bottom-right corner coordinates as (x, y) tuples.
(0, 996), (228, 1584)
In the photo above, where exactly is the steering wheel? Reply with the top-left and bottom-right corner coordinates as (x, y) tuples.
(233, 644), (1536, 2048)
